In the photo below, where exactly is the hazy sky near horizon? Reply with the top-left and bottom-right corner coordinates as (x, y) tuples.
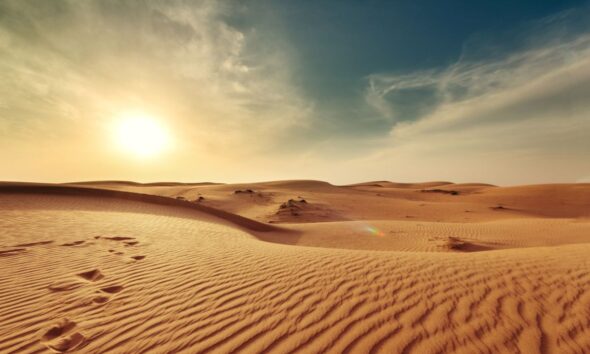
(1, 0), (589, 185)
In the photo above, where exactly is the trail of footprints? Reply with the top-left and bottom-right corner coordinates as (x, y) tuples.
(0, 241), (55, 257)
(41, 235), (145, 352)
(0, 237), (145, 258)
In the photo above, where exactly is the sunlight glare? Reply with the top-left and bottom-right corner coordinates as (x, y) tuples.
(115, 112), (170, 158)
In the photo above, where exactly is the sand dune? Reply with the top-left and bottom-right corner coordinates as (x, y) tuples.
(0, 183), (284, 234)
(344, 181), (456, 189)
(66, 179), (589, 226)
(1, 181), (589, 353)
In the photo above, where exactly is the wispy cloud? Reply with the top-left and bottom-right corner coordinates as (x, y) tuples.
(0, 0), (312, 155)
(366, 13), (590, 127)
(358, 8), (590, 184)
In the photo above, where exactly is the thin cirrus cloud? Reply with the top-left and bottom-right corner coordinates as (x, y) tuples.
(357, 9), (590, 184)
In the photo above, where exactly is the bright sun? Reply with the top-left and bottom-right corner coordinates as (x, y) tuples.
(115, 112), (170, 158)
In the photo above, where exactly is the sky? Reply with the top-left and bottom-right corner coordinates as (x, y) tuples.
(1, 0), (589, 185)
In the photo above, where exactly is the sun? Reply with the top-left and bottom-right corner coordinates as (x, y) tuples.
(115, 112), (170, 158)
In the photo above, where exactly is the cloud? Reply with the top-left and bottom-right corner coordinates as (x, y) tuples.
(0, 0), (312, 156)
(358, 8), (590, 184)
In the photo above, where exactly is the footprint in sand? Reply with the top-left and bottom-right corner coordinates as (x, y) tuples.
(1, 241), (55, 257)
(97, 236), (135, 241)
(100, 285), (124, 294)
(12, 240), (54, 247)
(48, 279), (83, 292)
(0, 248), (27, 257)
(124, 241), (139, 246)
(76, 269), (104, 282)
(40, 318), (86, 353)
(108, 249), (125, 255)
(41, 319), (76, 341)
(92, 295), (110, 304)
(49, 269), (103, 292)
(92, 286), (123, 304)
(130, 255), (145, 261)
(74, 271), (123, 304)
(61, 241), (86, 247)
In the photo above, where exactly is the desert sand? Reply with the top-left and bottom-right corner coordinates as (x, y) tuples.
(1, 180), (589, 353)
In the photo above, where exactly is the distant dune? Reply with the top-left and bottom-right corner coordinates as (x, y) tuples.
(343, 180), (456, 189)
(65, 180), (223, 187)
(1, 180), (589, 353)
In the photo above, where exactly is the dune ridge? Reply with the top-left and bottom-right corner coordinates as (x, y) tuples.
(0, 183), (283, 234)
(64, 181), (222, 187)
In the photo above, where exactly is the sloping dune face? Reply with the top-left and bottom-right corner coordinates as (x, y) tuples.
(2, 193), (590, 353)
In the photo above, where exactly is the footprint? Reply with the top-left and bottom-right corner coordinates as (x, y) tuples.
(40, 318), (86, 353)
(61, 241), (86, 247)
(130, 255), (145, 261)
(102, 236), (135, 241)
(13, 240), (54, 247)
(0, 248), (26, 257)
(41, 319), (77, 341)
(124, 241), (139, 246)
(46, 332), (86, 353)
(92, 295), (110, 304)
(48, 280), (83, 292)
(100, 285), (123, 294)
(76, 269), (104, 282)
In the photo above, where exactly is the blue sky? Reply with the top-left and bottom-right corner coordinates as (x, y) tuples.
(234, 0), (589, 132)
(240, 1), (583, 96)
(0, 0), (589, 184)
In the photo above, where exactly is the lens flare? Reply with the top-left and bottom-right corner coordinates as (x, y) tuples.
(365, 225), (385, 237)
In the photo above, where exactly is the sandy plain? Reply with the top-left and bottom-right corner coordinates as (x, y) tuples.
(0, 180), (589, 353)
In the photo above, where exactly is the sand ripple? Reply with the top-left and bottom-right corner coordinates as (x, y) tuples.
(1, 195), (590, 353)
